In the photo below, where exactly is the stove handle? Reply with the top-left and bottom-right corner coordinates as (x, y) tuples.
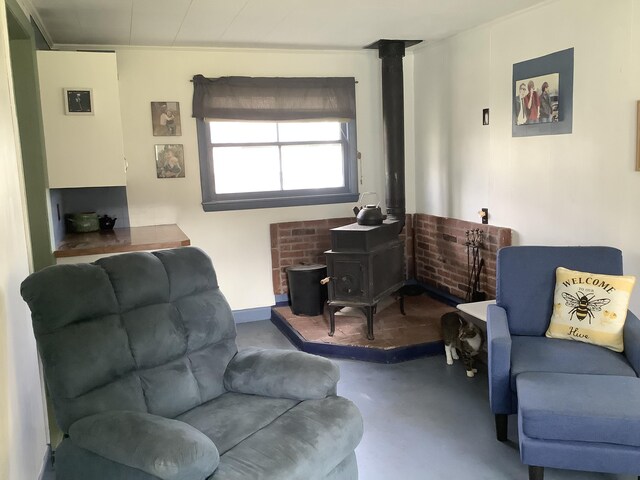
(320, 277), (332, 285)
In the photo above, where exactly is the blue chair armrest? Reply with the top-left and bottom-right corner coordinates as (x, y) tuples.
(69, 411), (219, 480)
(624, 311), (640, 375)
(487, 304), (513, 414)
(224, 348), (340, 400)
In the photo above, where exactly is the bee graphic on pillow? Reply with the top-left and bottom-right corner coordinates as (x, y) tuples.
(562, 292), (610, 324)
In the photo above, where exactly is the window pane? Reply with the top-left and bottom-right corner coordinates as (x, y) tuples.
(281, 144), (344, 190)
(212, 146), (281, 193)
(210, 121), (278, 144)
(278, 122), (342, 142)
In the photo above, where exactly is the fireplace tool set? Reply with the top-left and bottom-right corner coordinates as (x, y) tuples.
(465, 229), (486, 302)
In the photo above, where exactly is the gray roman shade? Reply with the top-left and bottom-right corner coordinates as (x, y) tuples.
(191, 75), (356, 121)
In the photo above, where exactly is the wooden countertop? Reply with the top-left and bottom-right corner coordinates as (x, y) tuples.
(54, 224), (191, 258)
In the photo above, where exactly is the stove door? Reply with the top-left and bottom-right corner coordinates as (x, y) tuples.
(326, 254), (368, 304)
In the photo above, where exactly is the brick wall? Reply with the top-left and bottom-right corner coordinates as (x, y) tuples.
(269, 213), (510, 299)
(270, 215), (415, 295)
(271, 218), (352, 295)
(413, 214), (512, 300)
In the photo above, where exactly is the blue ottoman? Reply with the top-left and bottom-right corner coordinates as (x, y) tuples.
(516, 372), (640, 479)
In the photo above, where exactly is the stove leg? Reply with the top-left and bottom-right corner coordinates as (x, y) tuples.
(399, 294), (405, 315)
(328, 305), (337, 337)
(365, 305), (375, 340)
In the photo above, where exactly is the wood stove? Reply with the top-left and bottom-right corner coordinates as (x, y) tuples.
(324, 39), (421, 340)
(325, 221), (404, 340)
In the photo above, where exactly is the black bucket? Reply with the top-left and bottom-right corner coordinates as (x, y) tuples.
(287, 264), (328, 316)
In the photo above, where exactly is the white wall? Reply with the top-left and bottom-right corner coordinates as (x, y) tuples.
(414, 0), (640, 312)
(115, 47), (416, 311)
(0, 1), (48, 478)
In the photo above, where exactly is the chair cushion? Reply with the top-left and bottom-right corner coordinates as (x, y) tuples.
(546, 267), (635, 352)
(510, 336), (637, 390)
(517, 372), (640, 447)
(175, 392), (299, 455)
(208, 395), (363, 479)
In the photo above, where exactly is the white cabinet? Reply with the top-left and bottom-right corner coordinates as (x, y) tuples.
(37, 51), (126, 188)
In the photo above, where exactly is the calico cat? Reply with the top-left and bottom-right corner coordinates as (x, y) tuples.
(441, 312), (483, 378)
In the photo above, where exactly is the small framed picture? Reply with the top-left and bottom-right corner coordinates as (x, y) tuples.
(151, 101), (181, 136)
(155, 144), (185, 178)
(64, 88), (93, 115)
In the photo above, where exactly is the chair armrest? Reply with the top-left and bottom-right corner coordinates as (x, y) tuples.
(487, 305), (513, 414)
(69, 411), (219, 480)
(224, 348), (340, 400)
(624, 311), (640, 375)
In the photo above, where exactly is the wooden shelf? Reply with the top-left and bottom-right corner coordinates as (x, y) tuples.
(54, 224), (190, 258)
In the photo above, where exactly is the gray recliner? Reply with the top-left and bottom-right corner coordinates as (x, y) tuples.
(21, 247), (363, 480)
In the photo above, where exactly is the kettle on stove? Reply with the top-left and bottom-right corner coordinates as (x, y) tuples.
(353, 192), (384, 226)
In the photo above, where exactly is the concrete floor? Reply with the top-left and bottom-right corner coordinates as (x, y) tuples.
(43, 320), (636, 480)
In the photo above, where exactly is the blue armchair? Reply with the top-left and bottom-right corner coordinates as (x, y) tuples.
(21, 247), (363, 480)
(487, 246), (640, 480)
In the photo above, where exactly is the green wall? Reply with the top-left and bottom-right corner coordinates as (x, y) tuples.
(6, 0), (53, 271)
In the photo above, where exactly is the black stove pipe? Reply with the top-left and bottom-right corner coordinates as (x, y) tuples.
(379, 41), (406, 232)
(367, 39), (421, 234)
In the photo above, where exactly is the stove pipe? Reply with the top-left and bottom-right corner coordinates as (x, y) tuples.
(367, 39), (422, 234)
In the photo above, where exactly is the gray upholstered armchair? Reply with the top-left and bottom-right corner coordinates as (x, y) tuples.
(21, 247), (363, 480)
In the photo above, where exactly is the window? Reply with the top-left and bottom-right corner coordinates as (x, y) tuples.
(193, 76), (358, 211)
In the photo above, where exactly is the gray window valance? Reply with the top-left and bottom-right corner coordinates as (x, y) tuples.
(191, 75), (356, 121)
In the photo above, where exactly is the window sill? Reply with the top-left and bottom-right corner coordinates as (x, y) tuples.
(202, 192), (359, 212)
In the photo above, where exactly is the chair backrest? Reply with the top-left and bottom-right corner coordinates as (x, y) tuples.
(496, 246), (623, 336)
(21, 247), (237, 432)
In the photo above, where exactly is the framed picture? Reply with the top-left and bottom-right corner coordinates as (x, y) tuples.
(155, 144), (185, 178)
(151, 101), (181, 136)
(64, 88), (93, 115)
(512, 48), (574, 137)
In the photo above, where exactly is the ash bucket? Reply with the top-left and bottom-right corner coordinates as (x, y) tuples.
(286, 264), (328, 316)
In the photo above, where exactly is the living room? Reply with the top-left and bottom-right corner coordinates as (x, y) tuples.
(3, 0), (640, 479)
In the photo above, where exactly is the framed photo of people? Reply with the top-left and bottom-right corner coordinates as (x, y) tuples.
(155, 144), (185, 178)
(512, 48), (574, 137)
(151, 101), (182, 136)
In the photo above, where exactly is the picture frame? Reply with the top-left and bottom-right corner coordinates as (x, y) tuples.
(155, 144), (185, 178)
(151, 101), (181, 136)
(64, 88), (93, 115)
(512, 48), (574, 137)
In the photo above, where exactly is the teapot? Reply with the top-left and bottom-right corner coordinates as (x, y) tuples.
(353, 192), (383, 226)
(98, 215), (117, 231)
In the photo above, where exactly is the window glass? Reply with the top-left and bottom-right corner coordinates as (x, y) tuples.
(278, 122), (342, 142)
(212, 146), (281, 193)
(281, 144), (344, 190)
(210, 121), (278, 144)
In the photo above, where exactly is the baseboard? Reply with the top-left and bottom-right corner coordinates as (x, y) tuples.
(232, 306), (272, 323)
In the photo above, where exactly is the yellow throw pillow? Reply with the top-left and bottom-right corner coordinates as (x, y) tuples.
(546, 267), (636, 352)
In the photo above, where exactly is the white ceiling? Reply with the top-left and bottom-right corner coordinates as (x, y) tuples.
(27, 0), (549, 51)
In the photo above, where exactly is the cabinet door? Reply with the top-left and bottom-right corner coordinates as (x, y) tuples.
(37, 51), (126, 188)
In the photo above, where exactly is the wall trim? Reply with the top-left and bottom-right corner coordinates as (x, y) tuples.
(232, 306), (272, 323)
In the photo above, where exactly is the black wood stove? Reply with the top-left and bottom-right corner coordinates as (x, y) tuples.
(324, 39), (421, 340)
(325, 220), (404, 339)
